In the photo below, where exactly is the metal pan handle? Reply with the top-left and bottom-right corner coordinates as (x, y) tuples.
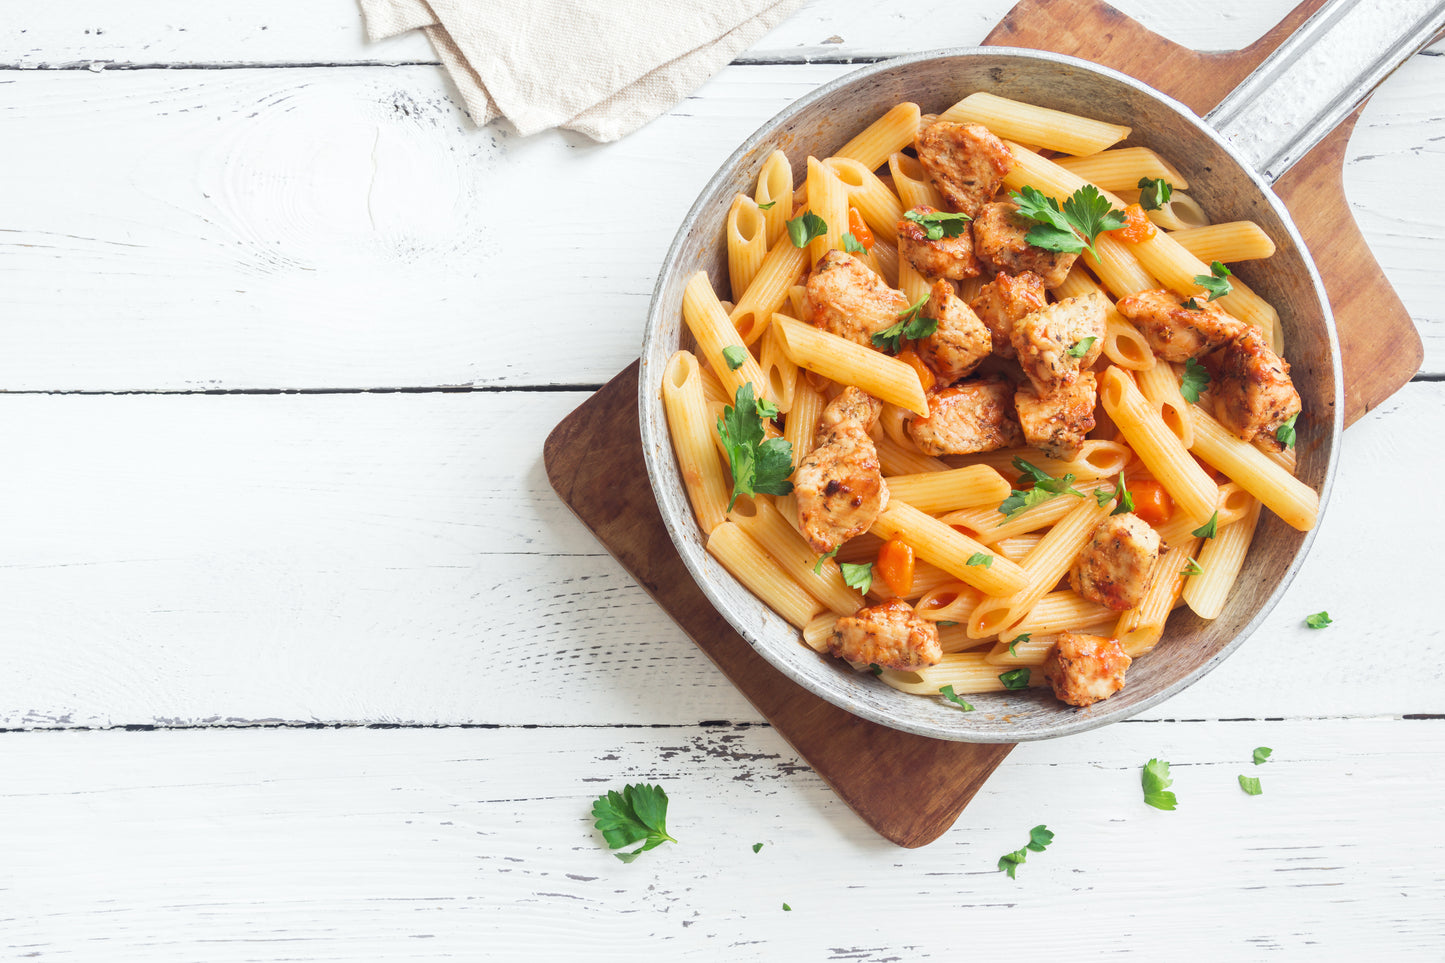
(1206, 0), (1445, 183)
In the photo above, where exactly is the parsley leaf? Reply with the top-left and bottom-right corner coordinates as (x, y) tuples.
(812, 546), (838, 575)
(753, 842), (764, 853)
(999, 667), (1030, 690)
(1108, 472), (1135, 516)
(716, 382), (794, 510)
(903, 208), (972, 240)
(840, 562), (873, 594)
(1193, 261), (1233, 301)
(870, 294), (935, 353)
(1182, 297), (1203, 311)
(592, 783), (678, 862)
(842, 232), (867, 254)
(1253, 747), (1273, 765)
(998, 847), (1028, 879)
(998, 825), (1053, 879)
(1180, 357), (1211, 403)
(1141, 758), (1177, 811)
(1305, 611), (1332, 629)
(1066, 336), (1098, 358)
(868, 663), (882, 676)
(1184, 558), (1206, 577)
(782, 903), (792, 912)
(1008, 633), (1030, 657)
(940, 684), (974, 711)
(1238, 774), (1263, 796)
(757, 200), (776, 211)
(721, 345), (747, 371)
(966, 552), (993, 568)
(1276, 412), (1298, 449)
(1027, 825), (1054, 852)
(1010, 184), (1125, 260)
(786, 210), (828, 249)
(1192, 511), (1219, 539)
(998, 458), (1087, 519)
(1137, 176), (1173, 211)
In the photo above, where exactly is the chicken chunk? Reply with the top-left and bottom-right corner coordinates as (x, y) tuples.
(906, 375), (1024, 456)
(1213, 327), (1302, 452)
(897, 205), (980, 280)
(804, 249), (911, 348)
(1015, 372), (1097, 460)
(1069, 513), (1162, 612)
(1041, 631), (1132, 708)
(827, 598), (942, 671)
(972, 201), (1078, 288)
(793, 387), (889, 554)
(970, 270), (1047, 360)
(1010, 291), (1108, 396)
(915, 279), (991, 383)
(914, 121), (1014, 217)
(1115, 289), (1249, 363)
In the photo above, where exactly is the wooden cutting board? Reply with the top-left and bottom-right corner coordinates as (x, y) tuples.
(543, 0), (1424, 848)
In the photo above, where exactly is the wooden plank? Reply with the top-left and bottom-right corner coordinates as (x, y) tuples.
(0, 59), (1439, 390)
(0, 384), (1439, 730)
(1, 720), (1441, 959)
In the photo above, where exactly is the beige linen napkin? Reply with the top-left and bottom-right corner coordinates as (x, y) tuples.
(359, 0), (807, 141)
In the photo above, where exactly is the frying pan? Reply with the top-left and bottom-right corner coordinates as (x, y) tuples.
(638, 0), (1443, 741)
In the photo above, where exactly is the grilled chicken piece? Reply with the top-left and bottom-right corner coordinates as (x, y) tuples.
(914, 121), (1014, 217)
(1115, 289), (1249, 363)
(793, 387), (889, 554)
(827, 597), (942, 671)
(804, 249), (910, 348)
(1213, 327), (1302, 452)
(915, 279), (991, 383)
(1015, 372), (1097, 460)
(1010, 291), (1108, 396)
(906, 375), (1024, 456)
(897, 205), (980, 280)
(972, 201), (1078, 287)
(970, 270), (1047, 360)
(1042, 631), (1132, 707)
(1070, 513), (1162, 612)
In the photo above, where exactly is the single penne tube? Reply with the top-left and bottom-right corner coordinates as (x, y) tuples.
(984, 632), (1062, 666)
(1145, 191), (1211, 231)
(882, 465), (1013, 514)
(889, 152), (945, 210)
(878, 402), (913, 449)
(870, 499), (1029, 596)
(1104, 309), (1156, 371)
(951, 444), (1131, 482)
(1154, 482), (1252, 547)
(728, 497), (864, 616)
(802, 612), (834, 652)
(755, 150), (793, 246)
(915, 582), (985, 624)
(836, 532), (883, 564)
(729, 238), (808, 346)
(940, 624), (992, 653)
(1265, 443), (1297, 474)
(661, 351), (731, 534)
(835, 102), (921, 174)
(783, 381), (823, 465)
(1001, 142), (1128, 208)
(864, 559), (957, 603)
(1008, 589), (1118, 637)
(706, 522), (823, 629)
(1170, 222), (1276, 263)
(870, 237), (900, 287)
(786, 283), (810, 321)
(938, 92), (1130, 156)
(993, 534), (1043, 563)
(758, 321), (798, 414)
(1115, 537), (1200, 656)
(1128, 232), (1278, 340)
(1052, 262), (1104, 301)
(726, 194), (768, 301)
(1100, 366), (1217, 528)
(1136, 360), (1193, 447)
(1086, 233), (1161, 298)
(698, 364), (730, 407)
(955, 275), (985, 302)
(878, 652), (1048, 695)
(897, 256), (932, 305)
(806, 156), (850, 267)
(1182, 498), (1262, 619)
(1053, 146), (1189, 191)
(1188, 404), (1319, 531)
(876, 434), (951, 476)
(943, 479), (1112, 546)
(823, 157), (905, 243)
(967, 498), (1114, 639)
(683, 271), (769, 401)
(774, 315), (929, 414)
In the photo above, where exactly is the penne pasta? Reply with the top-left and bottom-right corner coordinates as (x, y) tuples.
(871, 499), (1029, 597)
(662, 351), (731, 534)
(729, 238), (808, 346)
(882, 465), (1013, 514)
(939, 92), (1130, 156)
(1170, 221), (1276, 263)
(889, 152), (945, 210)
(774, 315), (929, 414)
(1188, 405), (1318, 531)
(805, 156), (850, 268)
(1115, 538), (1200, 656)
(1136, 360), (1193, 447)
(707, 521), (824, 629)
(727, 194), (768, 303)
(875, 433), (951, 476)
(683, 271), (769, 401)
(1182, 499), (1262, 619)
(835, 102), (922, 174)
(951, 444), (1130, 482)
(1100, 366), (1217, 528)
(1053, 146), (1189, 191)
(758, 321), (799, 415)
(755, 150), (793, 246)
(878, 651), (1048, 695)
(728, 497), (865, 616)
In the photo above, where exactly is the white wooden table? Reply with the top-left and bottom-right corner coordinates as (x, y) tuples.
(2, 1), (1442, 957)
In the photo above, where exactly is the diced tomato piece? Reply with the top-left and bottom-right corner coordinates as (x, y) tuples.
(1129, 478), (1173, 527)
(847, 207), (875, 249)
(896, 348), (936, 393)
(876, 538), (915, 597)
(1111, 203), (1157, 244)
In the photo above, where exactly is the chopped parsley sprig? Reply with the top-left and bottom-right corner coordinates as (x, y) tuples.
(1193, 261), (1233, 301)
(1180, 358), (1211, 403)
(1138, 176), (1173, 211)
(998, 825), (1054, 879)
(870, 294), (935, 353)
(1141, 758), (1177, 811)
(1010, 184), (1126, 260)
(786, 210), (827, 248)
(998, 457), (1087, 519)
(716, 382), (794, 509)
(903, 208), (972, 240)
(591, 784), (678, 862)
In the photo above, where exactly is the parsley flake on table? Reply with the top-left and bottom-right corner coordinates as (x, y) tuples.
(1193, 261), (1233, 301)
(940, 684), (974, 711)
(717, 382), (794, 510)
(1141, 758), (1177, 811)
(1137, 176), (1173, 211)
(753, 842), (764, 853)
(721, 345), (747, 371)
(998, 825), (1053, 879)
(782, 903), (792, 912)
(591, 783), (678, 862)
(1066, 336), (1098, 358)
(786, 210), (828, 249)
(966, 552), (993, 568)
(1008, 633), (1031, 657)
(842, 232), (867, 254)
(999, 667), (1030, 690)
(870, 294), (935, 353)
(1180, 357), (1211, 403)
(840, 562), (873, 594)
(1276, 412), (1298, 449)
(1253, 747), (1273, 765)
(1305, 611), (1332, 629)
(812, 546), (839, 575)
(1009, 183), (1125, 260)
(1238, 774), (1263, 796)
(903, 208), (972, 240)
(998, 457), (1086, 519)
(1192, 511), (1219, 539)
